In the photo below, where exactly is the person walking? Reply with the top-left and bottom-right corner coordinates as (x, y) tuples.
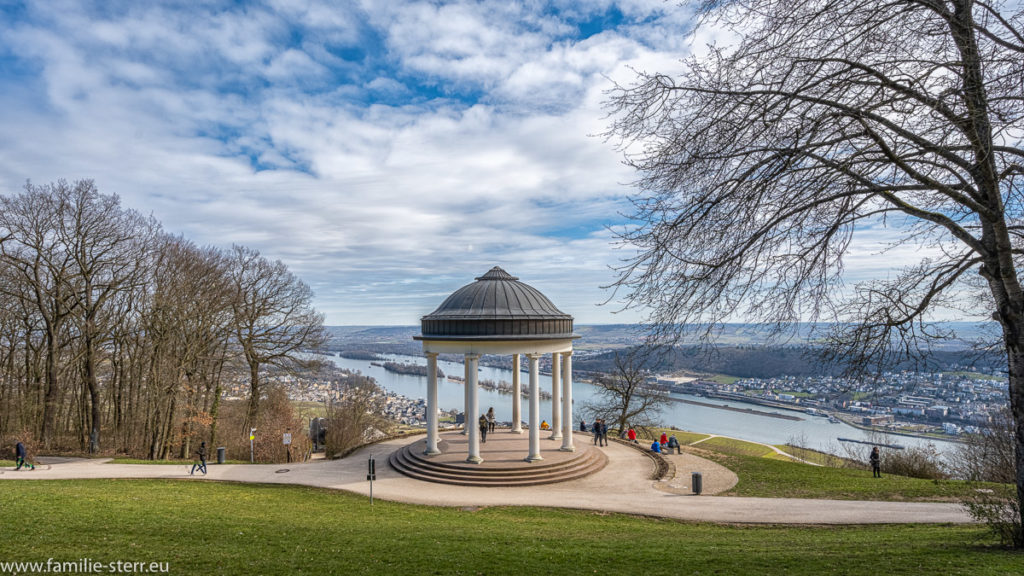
(191, 441), (208, 475)
(593, 419), (601, 445)
(869, 446), (881, 478)
(479, 414), (489, 443)
(14, 441), (34, 471)
(599, 420), (608, 447)
(486, 407), (496, 433)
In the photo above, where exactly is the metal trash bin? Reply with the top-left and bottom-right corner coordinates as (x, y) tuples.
(217, 447), (226, 465)
(691, 471), (703, 495)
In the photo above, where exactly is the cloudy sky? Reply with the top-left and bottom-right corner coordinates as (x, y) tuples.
(0, 0), (713, 325)
(0, 0), (934, 327)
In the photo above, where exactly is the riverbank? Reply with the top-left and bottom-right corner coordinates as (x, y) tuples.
(833, 414), (964, 445)
(667, 396), (803, 421)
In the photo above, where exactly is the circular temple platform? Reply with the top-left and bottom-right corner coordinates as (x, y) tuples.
(388, 431), (608, 487)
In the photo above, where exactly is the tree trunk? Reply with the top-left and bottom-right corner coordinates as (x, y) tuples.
(246, 359), (261, 430)
(208, 377), (223, 448)
(1007, 345), (1024, 547)
(84, 331), (101, 453)
(41, 324), (59, 447)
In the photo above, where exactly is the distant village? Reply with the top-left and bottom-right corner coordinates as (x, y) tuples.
(659, 369), (1009, 438)
(220, 364), (435, 427)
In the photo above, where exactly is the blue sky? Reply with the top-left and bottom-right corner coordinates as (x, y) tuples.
(0, 0), (708, 325)
(0, 1), (941, 326)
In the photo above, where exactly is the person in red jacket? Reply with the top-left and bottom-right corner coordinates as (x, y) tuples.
(627, 427), (637, 443)
(660, 432), (668, 446)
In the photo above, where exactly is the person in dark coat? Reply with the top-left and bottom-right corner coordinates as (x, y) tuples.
(478, 415), (488, 443)
(667, 435), (681, 454)
(593, 419), (601, 445)
(599, 420), (608, 447)
(191, 441), (208, 475)
(869, 446), (881, 478)
(580, 419), (587, 433)
(14, 441), (34, 471)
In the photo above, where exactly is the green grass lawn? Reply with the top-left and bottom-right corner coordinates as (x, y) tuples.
(777, 390), (815, 398)
(696, 436), (779, 458)
(640, 428), (710, 445)
(1, 459), (17, 467)
(708, 373), (740, 385)
(692, 448), (1007, 501)
(775, 444), (856, 466)
(1, 480), (1018, 575)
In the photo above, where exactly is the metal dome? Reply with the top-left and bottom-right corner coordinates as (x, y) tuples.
(418, 267), (574, 340)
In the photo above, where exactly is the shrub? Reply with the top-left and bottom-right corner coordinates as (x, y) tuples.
(962, 485), (1023, 548)
(324, 376), (394, 459)
(948, 406), (1016, 484)
(951, 406), (1021, 547)
(881, 444), (948, 480)
(214, 385), (309, 464)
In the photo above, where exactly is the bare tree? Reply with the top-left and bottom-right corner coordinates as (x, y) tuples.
(59, 181), (159, 453)
(0, 180), (328, 460)
(324, 375), (393, 459)
(953, 406), (1020, 545)
(228, 245), (326, 430)
(606, 0), (1024, 545)
(952, 405), (1016, 483)
(585, 349), (667, 435)
(0, 181), (80, 447)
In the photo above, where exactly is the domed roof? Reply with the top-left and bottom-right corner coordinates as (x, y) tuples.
(418, 267), (574, 340)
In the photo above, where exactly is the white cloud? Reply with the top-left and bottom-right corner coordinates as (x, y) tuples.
(0, 1), (722, 325)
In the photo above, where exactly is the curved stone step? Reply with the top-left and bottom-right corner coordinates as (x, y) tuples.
(387, 450), (602, 481)
(387, 440), (609, 487)
(391, 444), (605, 481)
(400, 444), (604, 476)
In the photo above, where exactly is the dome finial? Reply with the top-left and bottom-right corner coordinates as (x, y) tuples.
(476, 266), (518, 281)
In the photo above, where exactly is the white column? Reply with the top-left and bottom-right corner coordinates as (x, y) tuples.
(462, 356), (471, 435)
(526, 353), (543, 462)
(466, 354), (483, 464)
(560, 350), (575, 452)
(511, 353), (522, 433)
(425, 353), (440, 455)
(549, 353), (562, 440)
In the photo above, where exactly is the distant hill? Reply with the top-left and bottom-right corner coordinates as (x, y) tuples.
(573, 345), (1004, 379)
(327, 322), (999, 349)
(324, 324), (649, 352)
(325, 322), (1004, 378)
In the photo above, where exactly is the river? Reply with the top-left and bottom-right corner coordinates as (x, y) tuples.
(324, 353), (959, 456)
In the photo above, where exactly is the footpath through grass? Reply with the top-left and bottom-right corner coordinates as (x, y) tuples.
(1, 479), (1019, 575)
